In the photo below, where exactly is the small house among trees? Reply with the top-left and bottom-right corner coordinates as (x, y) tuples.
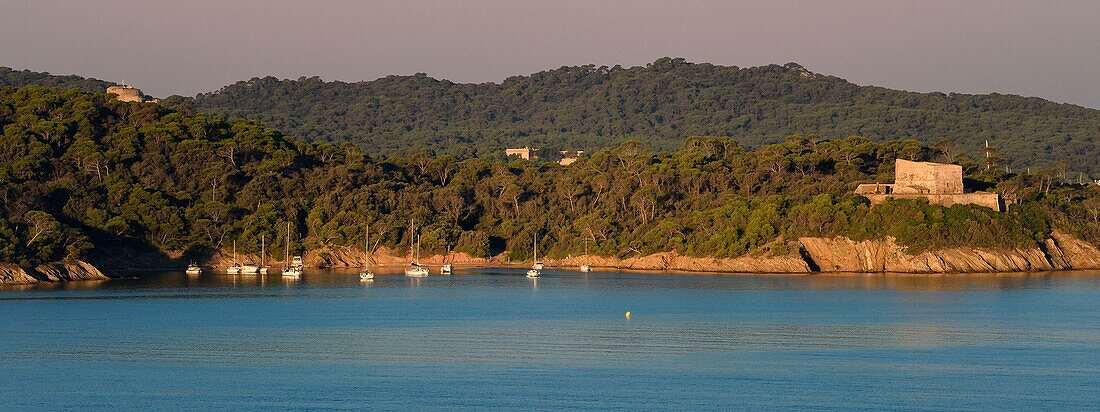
(505, 147), (536, 160)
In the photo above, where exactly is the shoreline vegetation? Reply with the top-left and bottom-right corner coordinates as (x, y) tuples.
(1, 83), (1098, 285)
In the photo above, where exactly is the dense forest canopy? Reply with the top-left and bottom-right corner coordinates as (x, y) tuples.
(175, 58), (1100, 175)
(7, 60), (1098, 176)
(0, 67), (114, 93)
(2, 86), (1097, 267)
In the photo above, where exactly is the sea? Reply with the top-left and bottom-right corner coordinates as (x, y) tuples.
(2, 268), (1099, 410)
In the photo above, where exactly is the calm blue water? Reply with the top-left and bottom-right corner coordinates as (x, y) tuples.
(2, 269), (1100, 410)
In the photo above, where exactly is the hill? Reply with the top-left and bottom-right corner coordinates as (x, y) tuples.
(2, 85), (1097, 271)
(0, 66), (114, 93)
(180, 58), (1100, 175)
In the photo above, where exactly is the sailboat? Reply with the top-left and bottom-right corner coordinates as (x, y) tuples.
(360, 226), (374, 281)
(580, 236), (592, 273)
(532, 234), (544, 270)
(526, 233), (541, 278)
(226, 240), (242, 274)
(259, 234), (270, 274)
(240, 234), (270, 275)
(404, 227), (429, 277)
(282, 222), (302, 278)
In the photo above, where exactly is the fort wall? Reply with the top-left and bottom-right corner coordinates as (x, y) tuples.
(857, 159), (1001, 211)
(862, 193), (1002, 211)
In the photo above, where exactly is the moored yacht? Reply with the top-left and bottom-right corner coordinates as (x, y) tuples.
(240, 261), (260, 275)
(226, 240), (242, 274)
(440, 264), (453, 275)
(526, 233), (541, 278)
(258, 234), (271, 274)
(404, 228), (429, 277)
(580, 237), (592, 273)
(281, 222), (302, 278)
(405, 262), (429, 277)
(186, 262), (202, 275)
(360, 227), (374, 281)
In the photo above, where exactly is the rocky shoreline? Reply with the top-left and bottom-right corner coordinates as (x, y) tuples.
(0, 260), (111, 285)
(208, 229), (1100, 274)
(3, 231), (1099, 285)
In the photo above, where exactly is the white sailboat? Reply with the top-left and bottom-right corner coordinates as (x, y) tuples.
(532, 233), (544, 270)
(404, 227), (429, 277)
(526, 233), (541, 278)
(360, 226), (374, 281)
(226, 240), (242, 274)
(282, 222), (302, 278)
(240, 234), (268, 274)
(259, 234), (270, 274)
(580, 236), (592, 273)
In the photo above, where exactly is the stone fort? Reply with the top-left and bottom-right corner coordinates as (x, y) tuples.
(855, 159), (1002, 211)
(106, 84), (158, 103)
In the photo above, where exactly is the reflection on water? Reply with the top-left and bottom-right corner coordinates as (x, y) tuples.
(5, 267), (1099, 293)
(2, 268), (1100, 410)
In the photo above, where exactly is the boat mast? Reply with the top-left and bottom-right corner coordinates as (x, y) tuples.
(285, 222), (291, 269)
(408, 222), (415, 265)
(261, 234), (265, 266)
(365, 225), (370, 271)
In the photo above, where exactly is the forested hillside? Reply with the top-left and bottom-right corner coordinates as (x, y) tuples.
(2, 86), (1097, 267)
(180, 58), (1100, 175)
(0, 67), (114, 93)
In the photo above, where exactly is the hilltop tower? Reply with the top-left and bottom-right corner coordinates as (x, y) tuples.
(106, 84), (157, 103)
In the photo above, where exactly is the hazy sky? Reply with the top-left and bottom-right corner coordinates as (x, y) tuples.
(2, 0), (1098, 108)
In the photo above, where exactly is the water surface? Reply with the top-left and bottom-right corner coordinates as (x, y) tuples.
(3, 269), (1099, 410)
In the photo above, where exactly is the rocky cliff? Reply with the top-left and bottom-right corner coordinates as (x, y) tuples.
(551, 252), (811, 273)
(6, 232), (1095, 284)
(190, 230), (1100, 274)
(0, 260), (111, 285)
(798, 230), (1100, 273)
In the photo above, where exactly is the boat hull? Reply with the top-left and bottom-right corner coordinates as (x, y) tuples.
(404, 268), (429, 277)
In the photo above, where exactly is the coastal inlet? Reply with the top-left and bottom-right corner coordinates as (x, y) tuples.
(3, 269), (1100, 409)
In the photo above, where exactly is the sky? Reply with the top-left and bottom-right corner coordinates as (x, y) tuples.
(2, 0), (1098, 108)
